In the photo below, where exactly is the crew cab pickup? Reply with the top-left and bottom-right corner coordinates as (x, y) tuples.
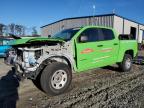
(5, 26), (138, 95)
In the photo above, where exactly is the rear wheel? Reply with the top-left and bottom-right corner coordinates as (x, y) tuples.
(40, 62), (72, 96)
(118, 54), (132, 72)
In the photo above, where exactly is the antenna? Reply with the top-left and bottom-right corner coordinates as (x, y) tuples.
(93, 4), (96, 16)
(112, 9), (115, 14)
(92, 4), (96, 25)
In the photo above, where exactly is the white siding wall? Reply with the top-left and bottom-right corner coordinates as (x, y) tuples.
(139, 25), (144, 43)
(113, 16), (123, 34)
(113, 16), (144, 43)
(123, 19), (138, 38)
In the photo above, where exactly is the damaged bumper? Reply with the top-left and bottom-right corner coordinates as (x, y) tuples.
(4, 48), (41, 77)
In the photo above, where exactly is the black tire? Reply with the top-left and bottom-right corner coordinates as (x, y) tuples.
(118, 54), (132, 72)
(40, 62), (72, 96)
(32, 74), (43, 91)
(32, 60), (56, 91)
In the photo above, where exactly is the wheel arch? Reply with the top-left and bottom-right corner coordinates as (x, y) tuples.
(29, 55), (74, 80)
(117, 49), (134, 63)
(48, 55), (73, 70)
(124, 50), (134, 58)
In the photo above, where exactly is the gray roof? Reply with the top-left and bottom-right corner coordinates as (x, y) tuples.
(41, 13), (144, 28)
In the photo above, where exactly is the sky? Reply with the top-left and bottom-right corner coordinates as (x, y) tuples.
(0, 0), (144, 33)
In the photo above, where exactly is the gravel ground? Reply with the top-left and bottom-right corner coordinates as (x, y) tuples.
(0, 51), (143, 108)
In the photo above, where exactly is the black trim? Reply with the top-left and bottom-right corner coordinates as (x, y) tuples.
(41, 13), (144, 28)
(123, 18), (125, 34)
(112, 15), (114, 28)
(138, 24), (140, 39)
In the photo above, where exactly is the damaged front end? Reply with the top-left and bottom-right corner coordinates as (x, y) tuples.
(5, 47), (43, 77)
(4, 37), (65, 79)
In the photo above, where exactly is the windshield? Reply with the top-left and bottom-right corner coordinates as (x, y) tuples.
(52, 28), (80, 41)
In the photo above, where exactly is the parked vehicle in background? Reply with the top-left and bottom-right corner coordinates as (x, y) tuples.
(5, 26), (138, 96)
(0, 37), (13, 57)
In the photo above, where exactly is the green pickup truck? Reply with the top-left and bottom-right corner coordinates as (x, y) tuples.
(5, 26), (138, 95)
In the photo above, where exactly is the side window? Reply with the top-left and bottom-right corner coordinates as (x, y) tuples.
(79, 28), (99, 43)
(99, 29), (114, 41)
(78, 28), (114, 43)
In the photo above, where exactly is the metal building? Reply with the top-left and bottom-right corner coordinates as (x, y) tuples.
(41, 13), (144, 43)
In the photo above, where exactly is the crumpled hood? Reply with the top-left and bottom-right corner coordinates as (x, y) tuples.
(8, 37), (65, 45)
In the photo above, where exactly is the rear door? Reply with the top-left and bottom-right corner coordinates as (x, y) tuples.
(97, 28), (119, 65)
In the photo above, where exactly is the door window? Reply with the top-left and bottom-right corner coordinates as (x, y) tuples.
(98, 28), (114, 41)
(78, 28), (114, 43)
(79, 28), (99, 42)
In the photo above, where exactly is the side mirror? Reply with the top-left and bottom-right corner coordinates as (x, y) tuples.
(80, 35), (88, 42)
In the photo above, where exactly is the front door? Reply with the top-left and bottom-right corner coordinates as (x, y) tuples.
(75, 27), (119, 71)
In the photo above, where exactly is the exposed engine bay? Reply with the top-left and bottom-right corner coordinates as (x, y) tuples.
(5, 41), (73, 79)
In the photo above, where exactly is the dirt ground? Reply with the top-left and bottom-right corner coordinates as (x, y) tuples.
(0, 51), (144, 108)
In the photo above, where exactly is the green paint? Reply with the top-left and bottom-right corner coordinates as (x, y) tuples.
(11, 26), (138, 73)
(71, 26), (137, 72)
(9, 37), (64, 45)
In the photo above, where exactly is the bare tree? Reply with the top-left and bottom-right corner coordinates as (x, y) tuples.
(15, 24), (22, 36)
(22, 26), (26, 36)
(0, 23), (5, 36)
(17, 25), (26, 36)
(0, 23), (29, 36)
(8, 24), (25, 36)
(3, 25), (9, 36)
(32, 27), (38, 36)
(20, 25), (26, 36)
(8, 23), (15, 35)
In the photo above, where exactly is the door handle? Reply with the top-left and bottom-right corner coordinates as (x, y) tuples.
(113, 43), (118, 45)
(97, 45), (103, 47)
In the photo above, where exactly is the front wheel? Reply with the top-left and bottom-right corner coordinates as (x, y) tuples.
(40, 62), (72, 96)
(118, 54), (132, 72)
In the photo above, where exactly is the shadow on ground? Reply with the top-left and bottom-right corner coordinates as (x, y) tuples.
(102, 65), (121, 72)
(0, 68), (20, 108)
